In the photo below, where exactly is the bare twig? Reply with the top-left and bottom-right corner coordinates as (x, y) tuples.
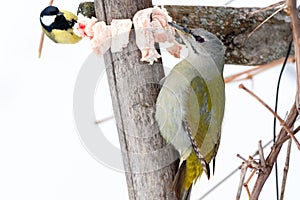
(287, 0), (300, 110)
(248, 5), (286, 38)
(280, 138), (292, 200)
(236, 154), (247, 162)
(38, 32), (45, 58)
(258, 140), (266, 168)
(236, 154), (262, 199)
(275, 124), (300, 146)
(248, 1), (285, 17)
(236, 163), (248, 200)
(239, 84), (300, 149)
(250, 102), (298, 199)
(199, 139), (274, 199)
(244, 169), (257, 197)
(224, 56), (295, 83)
(38, 0), (55, 58)
(95, 115), (114, 124)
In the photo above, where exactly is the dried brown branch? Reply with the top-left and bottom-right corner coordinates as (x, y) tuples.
(276, 124), (300, 146)
(236, 163), (248, 200)
(236, 154), (261, 200)
(38, 32), (45, 58)
(239, 84), (300, 149)
(38, 0), (55, 58)
(250, 102), (298, 199)
(95, 115), (114, 124)
(280, 138), (292, 200)
(258, 140), (266, 168)
(224, 56), (295, 83)
(287, 0), (300, 109)
(248, 4), (286, 38)
(248, 1), (285, 16)
(243, 169), (257, 197)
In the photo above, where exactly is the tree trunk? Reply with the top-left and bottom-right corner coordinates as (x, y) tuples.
(94, 0), (179, 199)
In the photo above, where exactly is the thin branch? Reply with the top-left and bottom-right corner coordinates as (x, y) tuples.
(258, 140), (266, 168)
(38, 32), (45, 58)
(224, 56), (295, 84)
(236, 163), (248, 200)
(280, 138), (292, 200)
(199, 139), (274, 199)
(250, 102), (298, 199)
(287, 0), (300, 109)
(243, 169), (257, 197)
(277, 125), (300, 146)
(95, 115), (114, 124)
(248, 5), (286, 38)
(199, 128), (299, 200)
(239, 84), (300, 149)
(247, 1), (285, 17)
(236, 154), (262, 200)
(38, 0), (55, 58)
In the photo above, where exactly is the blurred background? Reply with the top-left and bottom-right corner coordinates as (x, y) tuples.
(0, 0), (299, 199)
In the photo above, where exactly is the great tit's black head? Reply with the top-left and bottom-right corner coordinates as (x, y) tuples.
(40, 6), (70, 32)
(40, 6), (59, 31)
(40, 6), (60, 17)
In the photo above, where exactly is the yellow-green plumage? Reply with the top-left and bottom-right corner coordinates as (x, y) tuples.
(40, 6), (82, 44)
(155, 26), (225, 200)
(45, 10), (81, 44)
(173, 153), (203, 199)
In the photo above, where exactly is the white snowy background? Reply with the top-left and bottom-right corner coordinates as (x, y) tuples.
(0, 0), (299, 199)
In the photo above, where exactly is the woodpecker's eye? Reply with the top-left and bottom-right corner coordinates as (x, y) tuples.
(194, 35), (205, 43)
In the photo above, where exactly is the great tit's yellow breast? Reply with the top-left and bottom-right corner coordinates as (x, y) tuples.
(50, 29), (82, 44)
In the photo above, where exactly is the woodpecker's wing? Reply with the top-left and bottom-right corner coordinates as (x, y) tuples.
(183, 73), (212, 178)
(180, 28), (225, 177)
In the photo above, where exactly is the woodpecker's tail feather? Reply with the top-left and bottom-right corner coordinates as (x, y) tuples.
(172, 161), (192, 200)
(172, 152), (205, 200)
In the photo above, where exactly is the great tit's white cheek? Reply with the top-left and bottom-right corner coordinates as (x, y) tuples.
(41, 15), (56, 26)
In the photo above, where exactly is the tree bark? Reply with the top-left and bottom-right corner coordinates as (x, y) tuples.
(165, 5), (292, 65)
(94, 0), (179, 199)
(79, 3), (293, 65)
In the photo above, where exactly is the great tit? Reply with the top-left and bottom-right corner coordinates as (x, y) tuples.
(40, 6), (82, 44)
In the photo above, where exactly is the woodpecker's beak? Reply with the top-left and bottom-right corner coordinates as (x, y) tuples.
(168, 21), (205, 44)
(168, 21), (191, 35)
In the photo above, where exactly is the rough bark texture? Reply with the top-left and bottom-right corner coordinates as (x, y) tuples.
(79, 3), (293, 65)
(165, 5), (292, 65)
(94, 1), (179, 199)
